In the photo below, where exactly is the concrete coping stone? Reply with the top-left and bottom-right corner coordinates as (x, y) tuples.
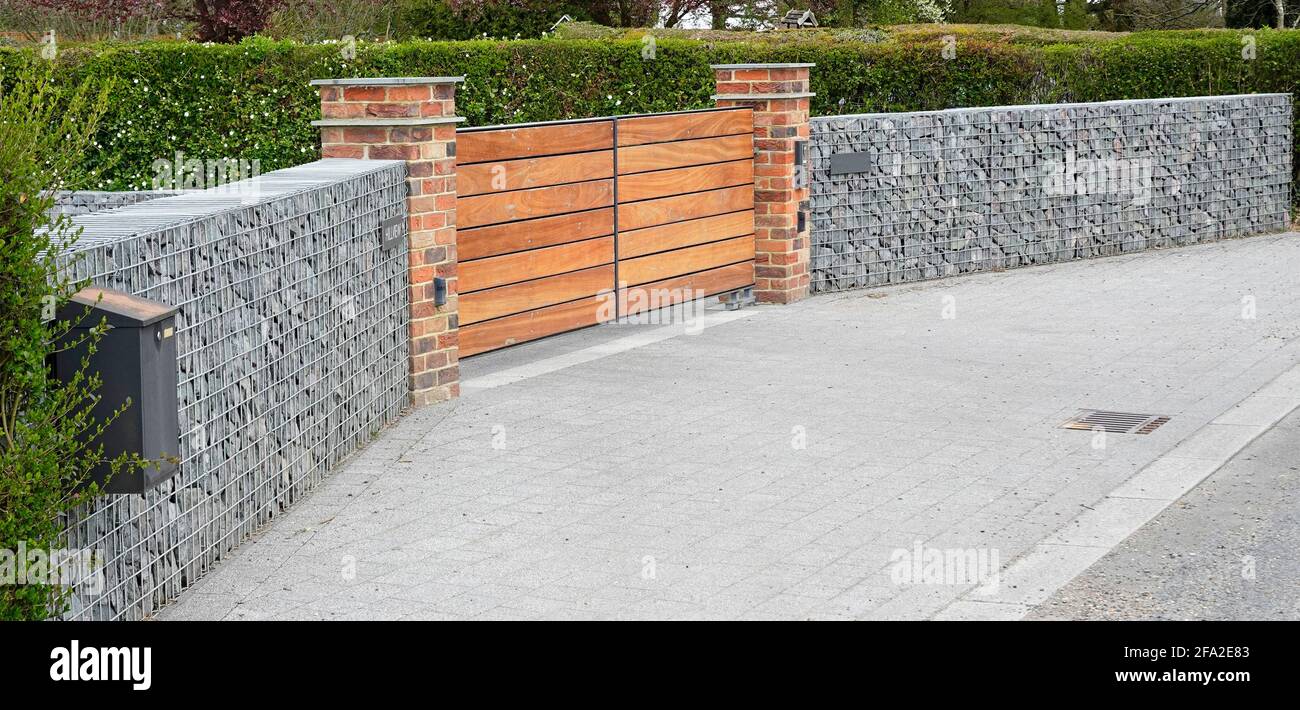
(713, 92), (816, 101)
(62, 159), (407, 252)
(312, 117), (466, 127)
(710, 63), (816, 69)
(812, 93), (1293, 123)
(310, 76), (465, 86)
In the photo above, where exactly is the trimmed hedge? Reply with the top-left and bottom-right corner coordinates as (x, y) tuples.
(2, 28), (1297, 194)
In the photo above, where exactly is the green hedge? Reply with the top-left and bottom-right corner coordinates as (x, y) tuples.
(2, 29), (1297, 194)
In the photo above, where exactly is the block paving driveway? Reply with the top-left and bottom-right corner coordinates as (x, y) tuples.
(163, 233), (1300, 619)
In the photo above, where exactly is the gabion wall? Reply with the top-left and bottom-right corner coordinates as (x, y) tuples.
(808, 94), (1294, 292)
(59, 159), (410, 620)
(50, 190), (184, 217)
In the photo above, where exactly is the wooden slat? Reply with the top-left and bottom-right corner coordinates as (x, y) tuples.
(457, 108), (756, 358)
(618, 159), (753, 203)
(460, 265), (613, 325)
(459, 151), (613, 196)
(458, 121), (614, 164)
(459, 208), (613, 261)
(460, 236), (614, 293)
(616, 110), (751, 147)
(619, 134), (753, 175)
(618, 262), (754, 315)
(619, 211), (754, 259)
(460, 295), (610, 357)
(619, 235), (755, 286)
(618, 185), (753, 232)
(458, 179), (613, 229)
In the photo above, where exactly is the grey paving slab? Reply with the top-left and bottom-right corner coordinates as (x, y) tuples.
(161, 232), (1300, 620)
(1029, 407), (1300, 620)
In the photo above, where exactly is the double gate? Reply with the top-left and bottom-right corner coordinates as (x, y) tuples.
(456, 107), (756, 357)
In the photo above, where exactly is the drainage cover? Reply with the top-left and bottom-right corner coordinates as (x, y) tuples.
(1062, 409), (1170, 435)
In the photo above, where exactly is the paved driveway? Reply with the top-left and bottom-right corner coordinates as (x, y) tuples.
(162, 232), (1300, 620)
(1029, 408), (1300, 620)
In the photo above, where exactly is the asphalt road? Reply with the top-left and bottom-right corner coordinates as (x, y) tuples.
(1029, 408), (1300, 620)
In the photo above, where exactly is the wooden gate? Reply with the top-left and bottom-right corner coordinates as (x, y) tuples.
(457, 107), (755, 357)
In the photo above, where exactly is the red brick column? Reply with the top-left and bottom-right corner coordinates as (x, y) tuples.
(712, 63), (814, 304)
(311, 77), (463, 405)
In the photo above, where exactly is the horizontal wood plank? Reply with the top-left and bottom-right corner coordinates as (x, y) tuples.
(458, 179), (613, 229)
(618, 235), (755, 286)
(616, 110), (752, 147)
(458, 121), (614, 164)
(460, 295), (609, 357)
(617, 185), (753, 232)
(457, 109), (756, 356)
(618, 134), (753, 175)
(618, 159), (753, 203)
(618, 262), (754, 315)
(459, 151), (614, 196)
(460, 265), (613, 325)
(619, 210), (754, 259)
(460, 236), (614, 293)
(459, 208), (613, 261)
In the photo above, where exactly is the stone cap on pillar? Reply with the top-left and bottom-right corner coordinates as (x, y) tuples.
(312, 117), (465, 127)
(309, 76), (466, 86)
(709, 63), (815, 69)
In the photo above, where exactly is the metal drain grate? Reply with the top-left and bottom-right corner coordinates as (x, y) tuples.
(1062, 409), (1170, 435)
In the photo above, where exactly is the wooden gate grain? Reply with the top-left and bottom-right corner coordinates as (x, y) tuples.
(457, 108), (754, 357)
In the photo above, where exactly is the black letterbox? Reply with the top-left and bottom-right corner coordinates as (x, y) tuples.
(54, 288), (181, 495)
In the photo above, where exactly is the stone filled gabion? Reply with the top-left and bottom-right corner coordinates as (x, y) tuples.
(808, 94), (1294, 292)
(49, 190), (185, 217)
(56, 159), (410, 620)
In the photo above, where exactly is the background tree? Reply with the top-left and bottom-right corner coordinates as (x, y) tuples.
(266, 0), (401, 41)
(809, 0), (951, 24)
(1061, 0), (1095, 26)
(179, 0), (284, 42)
(400, 0), (599, 39)
(1226, 0), (1300, 26)
(0, 0), (174, 40)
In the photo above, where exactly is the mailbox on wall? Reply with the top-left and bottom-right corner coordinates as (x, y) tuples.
(54, 288), (181, 495)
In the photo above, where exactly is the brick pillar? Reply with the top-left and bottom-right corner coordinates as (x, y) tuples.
(712, 63), (814, 304)
(311, 77), (463, 405)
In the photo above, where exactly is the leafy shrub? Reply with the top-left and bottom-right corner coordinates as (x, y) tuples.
(0, 66), (142, 620)
(0, 27), (1295, 196)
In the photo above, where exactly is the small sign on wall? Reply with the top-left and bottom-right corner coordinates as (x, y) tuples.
(380, 215), (405, 251)
(829, 152), (873, 175)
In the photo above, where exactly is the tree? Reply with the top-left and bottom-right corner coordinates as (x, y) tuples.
(178, 0), (284, 42)
(808, 0), (951, 24)
(1036, 0), (1061, 25)
(1061, 0), (1094, 26)
(22, 0), (164, 24)
(266, 0), (399, 41)
(1226, 0), (1300, 27)
(1098, 0), (1225, 29)
(1, 0), (174, 40)
(401, 0), (598, 39)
